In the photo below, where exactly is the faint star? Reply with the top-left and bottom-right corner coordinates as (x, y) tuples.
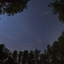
(26, 30), (28, 32)
(25, 43), (28, 46)
(58, 27), (60, 29)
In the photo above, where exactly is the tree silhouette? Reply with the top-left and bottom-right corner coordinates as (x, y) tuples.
(12, 50), (18, 64)
(46, 44), (51, 64)
(0, 44), (9, 64)
(40, 53), (49, 64)
(50, 41), (60, 64)
(18, 51), (23, 64)
(58, 31), (64, 64)
(28, 50), (35, 64)
(48, 0), (64, 23)
(22, 50), (28, 64)
(34, 49), (40, 64)
(0, 0), (30, 16)
(4, 56), (14, 64)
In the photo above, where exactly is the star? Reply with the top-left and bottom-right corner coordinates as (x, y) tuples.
(58, 27), (60, 29)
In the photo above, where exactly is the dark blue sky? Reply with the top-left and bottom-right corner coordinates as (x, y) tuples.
(0, 0), (64, 52)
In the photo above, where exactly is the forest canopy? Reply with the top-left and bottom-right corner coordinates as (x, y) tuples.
(48, 0), (64, 23)
(0, 0), (30, 16)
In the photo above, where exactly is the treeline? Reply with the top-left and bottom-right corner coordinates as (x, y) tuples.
(0, 31), (64, 64)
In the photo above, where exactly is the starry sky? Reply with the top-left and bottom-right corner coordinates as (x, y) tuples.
(0, 0), (64, 52)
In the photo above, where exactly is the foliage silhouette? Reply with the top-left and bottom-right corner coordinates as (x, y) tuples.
(0, 0), (30, 16)
(34, 49), (40, 64)
(22, 50), (28, 64)
(18, 51), (23, 64)
(28, 50), (35, 64)
(4, 56), (15, 64)
(58, 31), (64, 64)
(0, 44), (9, 64)
(40, 54), (49, 64)
(12, 50), (18, 64)
(48, 0), (64, 23)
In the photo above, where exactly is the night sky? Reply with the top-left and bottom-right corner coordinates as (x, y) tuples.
(0, 0), (64, 52)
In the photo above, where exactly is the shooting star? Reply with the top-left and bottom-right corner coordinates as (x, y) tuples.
(40, 11), (51, 17)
